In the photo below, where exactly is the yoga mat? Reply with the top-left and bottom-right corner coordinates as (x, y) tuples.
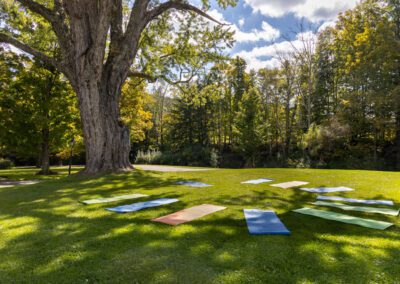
(241, 178), (273, 184)
(177, 181), (212, 187)
(300, 186), (354, 193)
(293, 207), (393, 230)
(152, 204), (226, 225)
(106, 198), (179, 213)
(244, 209), (290, 235)
(270, 181), (309, 188)
(316, 195), (394, 206)
(82, 193), (148, 205)
(312, 201), (399, 216)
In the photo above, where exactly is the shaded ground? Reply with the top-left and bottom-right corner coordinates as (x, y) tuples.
(0, 166), (399, 283)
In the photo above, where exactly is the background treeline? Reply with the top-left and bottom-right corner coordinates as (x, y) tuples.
(136, 0), (400, 170)
(1, 0), (399, 171)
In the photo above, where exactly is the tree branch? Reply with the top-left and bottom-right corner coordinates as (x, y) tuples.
(127, 71), (157, 82)
(15, 0), (56, 23)
(16, 0), (72, 60)
(0, 32), (64, 72)
(145, 1), (227, 26)
(127, 70), (197, 85)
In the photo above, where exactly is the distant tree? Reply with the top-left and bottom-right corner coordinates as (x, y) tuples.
(387, 0), (400, 169)
(235, 87), (262, 167)
(0, 49), (79, 174)
(313, 28), (337, 124)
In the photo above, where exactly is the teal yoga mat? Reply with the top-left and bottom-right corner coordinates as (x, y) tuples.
(313, 201), (399, 216)
(293, 207), (393, 230)
(82, 193), (148, 205)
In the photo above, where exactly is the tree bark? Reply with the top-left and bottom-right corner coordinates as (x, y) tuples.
(74, 78), (132, 174)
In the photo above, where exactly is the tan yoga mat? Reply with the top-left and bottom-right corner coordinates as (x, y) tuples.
(152, 204), (226, 225)
(270, 181), (309, 188)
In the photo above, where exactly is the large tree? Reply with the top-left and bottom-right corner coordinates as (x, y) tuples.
(0, 0), (234, 174)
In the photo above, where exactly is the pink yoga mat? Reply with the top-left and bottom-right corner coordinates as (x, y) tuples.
(152, 204), (226, 225)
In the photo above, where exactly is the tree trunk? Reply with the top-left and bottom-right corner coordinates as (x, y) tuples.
(75, 78), (132, 175)
(37, 127), (51, 175)
(62, 0), (139, 175)
(37, 73), (55, 175)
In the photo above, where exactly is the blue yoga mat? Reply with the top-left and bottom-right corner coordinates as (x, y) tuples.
(244, 209), (290, 235)
(106, 198), (179, 213)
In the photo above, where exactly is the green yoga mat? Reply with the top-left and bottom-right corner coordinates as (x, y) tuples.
(293, 208), (394, 230)
(313, 201), (399, 216)
(82, 193), (148, 205)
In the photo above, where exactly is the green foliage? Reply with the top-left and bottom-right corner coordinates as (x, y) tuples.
(142, 0), (400, 170)
(121, 79), (154, 143)
(0, 49), (79, 163)
(0, 158), (13, 169)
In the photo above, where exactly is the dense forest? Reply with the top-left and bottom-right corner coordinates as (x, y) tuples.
(1, 0), (399, 171)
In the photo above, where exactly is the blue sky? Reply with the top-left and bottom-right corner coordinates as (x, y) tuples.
(204, 0), (359, 70)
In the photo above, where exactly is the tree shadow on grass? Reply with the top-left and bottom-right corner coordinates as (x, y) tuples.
(0, 171), (399, 283)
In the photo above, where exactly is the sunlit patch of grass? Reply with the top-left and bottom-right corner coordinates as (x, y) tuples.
(0, 166), (399, 283)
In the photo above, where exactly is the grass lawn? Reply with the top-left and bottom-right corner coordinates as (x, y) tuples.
(0, 166), (399, 283)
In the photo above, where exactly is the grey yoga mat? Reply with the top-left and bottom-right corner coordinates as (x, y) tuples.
(177, 181), (212, 187)
(316, 195), (394, 206)
(299, 186), (354, 193)
(106, 198), (179, 213)
(312, 201), (399, 216)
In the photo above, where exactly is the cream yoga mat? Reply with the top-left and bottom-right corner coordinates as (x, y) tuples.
(270, 181), (309, 188)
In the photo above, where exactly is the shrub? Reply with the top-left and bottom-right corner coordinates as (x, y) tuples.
(209, 149), (219, 168)
(135, 150), (162, 164)
(219, 152), (244, 168)
(301, 117), (350, 166)
(181, 145), (212, 166)
(0, 158), (14, 169)
(135, 146), (220, 167)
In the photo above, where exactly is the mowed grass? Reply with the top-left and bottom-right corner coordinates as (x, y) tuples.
(0, 166), (399, 283)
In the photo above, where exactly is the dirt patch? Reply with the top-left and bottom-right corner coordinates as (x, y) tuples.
(135, 165), (213, 172)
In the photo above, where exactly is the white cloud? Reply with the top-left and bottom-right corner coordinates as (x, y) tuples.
(233, 21), (280, 43)
(238, 18), (245, 27)
(234, 31), (317, 71)
(208, 10), (280, 43)
(318, 21), (336, 32)
(243, 0), (358, 22)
